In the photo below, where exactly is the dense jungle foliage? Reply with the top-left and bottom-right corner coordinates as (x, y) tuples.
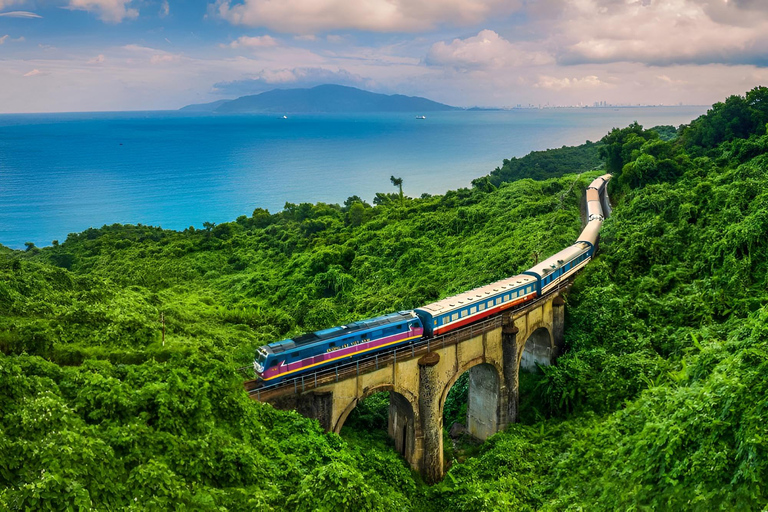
(2, 86), (768, 510)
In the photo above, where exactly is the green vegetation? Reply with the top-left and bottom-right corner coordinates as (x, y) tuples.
(3, 86), (768, 510)
(427, 86), (768, 509)
(1, 161), (590, 509)
(478, 140), (603, 187)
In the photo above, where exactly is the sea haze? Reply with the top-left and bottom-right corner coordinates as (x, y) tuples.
(0, 107), (707, 249)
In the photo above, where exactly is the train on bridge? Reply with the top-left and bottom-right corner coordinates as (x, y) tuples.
(254, 174), (611, 384)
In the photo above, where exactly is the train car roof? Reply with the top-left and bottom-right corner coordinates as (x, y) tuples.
(587, 174), (611, 191)
(415, 273), (537, 316)
(524, 242), (592, 278)
(576, 219), (603, 246)
(266, 311), (417, 354)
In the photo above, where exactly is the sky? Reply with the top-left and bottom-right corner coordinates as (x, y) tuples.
(1, 0), (768, 112)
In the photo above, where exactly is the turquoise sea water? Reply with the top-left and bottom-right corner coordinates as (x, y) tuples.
(0, 107), (707, 249)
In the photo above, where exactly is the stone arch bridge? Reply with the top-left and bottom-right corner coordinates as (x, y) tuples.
(245, 290), (567, 483)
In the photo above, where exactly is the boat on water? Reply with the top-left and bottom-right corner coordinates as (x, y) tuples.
(282, 115), (288, 119)
(416, 115), (426, 119)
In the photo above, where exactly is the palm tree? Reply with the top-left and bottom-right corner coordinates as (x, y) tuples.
(390, 176), (404, 206)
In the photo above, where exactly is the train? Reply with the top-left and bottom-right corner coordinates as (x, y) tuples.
(254, 174), (611, 384)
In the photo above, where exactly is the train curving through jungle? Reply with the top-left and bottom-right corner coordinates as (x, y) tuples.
(254, 174), (611, 384)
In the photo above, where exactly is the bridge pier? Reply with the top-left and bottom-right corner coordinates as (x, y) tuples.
(552, 296), (565, 357)
(466, 364), (500, 440)
(501, 320), (520, 430)
(418, 352), (443, 484)
(388, 391), (417, 464)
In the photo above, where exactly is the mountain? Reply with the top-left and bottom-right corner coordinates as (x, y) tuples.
(180, 85), (459, 113)
(179, 99), (231, 112)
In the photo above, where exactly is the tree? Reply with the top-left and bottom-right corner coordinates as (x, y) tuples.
(390, 176), (404, 206)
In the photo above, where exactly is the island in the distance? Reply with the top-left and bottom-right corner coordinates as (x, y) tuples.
(180, 84), (461, 114)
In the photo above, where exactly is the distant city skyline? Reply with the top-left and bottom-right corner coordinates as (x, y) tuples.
(1, 0), (768, 113)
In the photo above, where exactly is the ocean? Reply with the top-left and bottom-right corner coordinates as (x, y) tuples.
(0, 106), (707, 249)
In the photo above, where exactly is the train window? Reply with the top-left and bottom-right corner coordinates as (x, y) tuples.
(479, 303), (485, 311)
(470, 306), (476, 314)
(452, 313), (458, 322)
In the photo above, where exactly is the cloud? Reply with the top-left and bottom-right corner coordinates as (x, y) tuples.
(294, 34), (317, 41)
(0, 34), (24, 44)
(23, 69), (44, 77)
(150, 54), (181, 64)
(0, 0), (24, 10)
(212, 67), (374, 96)
(214, 0), (520, 33)
(67, 0), (138, 23)
(548, 0), (768, 67)
(427, 30), (552, 70)
(159, 0), (169, 17)
(120, 44), (184, 65)
(534, 75), (609, 91)
(88, 54), (106, 64)
(224, 35), (278, 49)
(0, 10), (41, 18)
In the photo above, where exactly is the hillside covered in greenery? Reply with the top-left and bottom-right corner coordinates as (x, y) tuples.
(2, 86), (768, 510)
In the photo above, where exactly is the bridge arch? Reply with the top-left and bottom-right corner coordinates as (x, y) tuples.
(520, 325), (553, 372)
(440, 358), (503, 441)
(333, 384), (420, 466)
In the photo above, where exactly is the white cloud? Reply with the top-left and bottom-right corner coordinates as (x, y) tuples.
(67, 0), (138, 23)
(224, 35), (278, 49)
(0, 0), (24, 10)
(88, 54), (106, 64)
(326, 34), (344, 43)
(214, 0), (520, 33)
(0, 10), (41, 18)
(294, 34), (317, 41)
(534, 75), (609, 91)
(213, 66), (375, 95)
(0, 35), (7, 44)
(549, 0), (768, 66)
(159, 0), (169, 17)
(150, 54), (181, 64)
(120, 44), (184, 65)
(23, 69), (43, 77)
(427, 30), (552, 70)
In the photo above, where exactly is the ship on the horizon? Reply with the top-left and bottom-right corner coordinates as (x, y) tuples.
(416, 115), (426, 119)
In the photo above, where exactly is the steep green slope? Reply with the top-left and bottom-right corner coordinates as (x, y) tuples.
(0, 173), (594, 510)
(427, 87), (768, 510)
